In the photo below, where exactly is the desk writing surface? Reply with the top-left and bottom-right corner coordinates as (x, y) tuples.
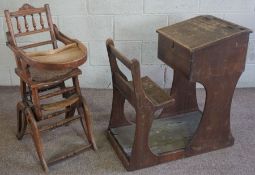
(157, 15), (251, 52)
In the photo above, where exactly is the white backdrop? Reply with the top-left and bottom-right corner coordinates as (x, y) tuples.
(0, 0), (255, 88)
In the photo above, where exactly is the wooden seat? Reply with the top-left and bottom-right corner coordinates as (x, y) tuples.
(128, 76), (174, 109)
(4, 4), (97, 172)
(106, 39), (175, 171)
(25, 42), (86, 67)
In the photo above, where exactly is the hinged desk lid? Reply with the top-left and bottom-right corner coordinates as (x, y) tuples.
(157, 15), (252, 52)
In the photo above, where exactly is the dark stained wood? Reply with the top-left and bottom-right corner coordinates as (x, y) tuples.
(106, 15), (252, 171)
(106, 39), (176, 171)
(156, 15), (251, 165)
(157, 15), (251, 52)
(4, 3), (97, 172)
(111, 111), (201, 156)
(128, 76), (174, 109)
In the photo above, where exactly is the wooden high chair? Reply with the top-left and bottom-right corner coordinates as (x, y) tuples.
(4, 4), (97, 171)
(106, 39), (175, 170)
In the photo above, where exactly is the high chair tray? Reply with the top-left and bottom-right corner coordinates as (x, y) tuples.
(24, 42), (87, 70)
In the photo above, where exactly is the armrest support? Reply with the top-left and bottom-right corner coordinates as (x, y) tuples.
(53, 24), (74, 45)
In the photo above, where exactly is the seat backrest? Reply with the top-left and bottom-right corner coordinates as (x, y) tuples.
(4, 3), (57, 50)
(106, 39), (144, 106)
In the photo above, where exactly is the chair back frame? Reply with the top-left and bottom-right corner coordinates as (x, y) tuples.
(4, 3), (57, 50)
(106, 39), (145, 108)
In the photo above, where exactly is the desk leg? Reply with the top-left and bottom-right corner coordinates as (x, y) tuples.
(160, 70), (198, 118)
(188, 74), (240, 155)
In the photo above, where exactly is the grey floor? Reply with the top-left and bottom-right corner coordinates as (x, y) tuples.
(0, 87), (254, 175)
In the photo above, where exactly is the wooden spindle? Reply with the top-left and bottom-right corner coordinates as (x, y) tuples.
(39, 13), (44, 29)
(31, 14), (37, 30)
(23, 15), (29, 32)
(15, 16), (21, 33)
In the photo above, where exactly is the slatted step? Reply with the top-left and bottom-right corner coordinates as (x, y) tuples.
(39, 115), (81, 132)
(43, 108), (73, 120)
(39, 87), (75, 100)
(47, 144), (92, 166)
(41, 95), (79, 111)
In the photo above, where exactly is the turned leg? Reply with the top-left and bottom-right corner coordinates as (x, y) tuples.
(59, 82), (76, 121)
(188, 74), (241, 155)
(129, 108), (158, 170)
(20, 79), (27, 101)
(26, 108), (48, 172)
(108, 88), (131, 128)
(77, 98), (97, 150)
(31, 88), (42, 120)
(160, 70), (198, 118)
(16, 102), (27, 140)
(72, 76), (97, 150)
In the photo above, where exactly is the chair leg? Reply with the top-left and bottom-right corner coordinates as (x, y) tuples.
(109, 88), (131, 128)
(129, 108), (158, 169)
(20, 79), (27, 101)
(31, 88), (42, 120)
(16, 102), (27, 140)
(25, 107), (48, 172)
(77, 98), (97, 151)
(72, 76), (97, 150)
(64, 105), (76, 126)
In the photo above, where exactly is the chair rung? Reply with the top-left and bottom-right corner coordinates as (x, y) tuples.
(41, 95), (79, 111)
(40, 87), (75, 100)
(47, 144), (92, 166)
(39, 115), (81, 132)
(43, 108), (73, 120)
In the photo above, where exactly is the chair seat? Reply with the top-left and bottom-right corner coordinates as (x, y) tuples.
(128, 76), (174, 108)
(141, 76), (174, 108)
(25, 43), (85, 65)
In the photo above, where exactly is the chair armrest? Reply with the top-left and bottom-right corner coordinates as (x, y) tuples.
(53, 24), (75, 45)
(6, 42), (30, 66)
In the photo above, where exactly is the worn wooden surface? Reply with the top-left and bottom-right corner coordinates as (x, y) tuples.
(157, 15), (251, 164)
(106, 16), (251, 171)
(106, 38), (177, 171)
(127, 76), (174, 109)
(110, 111), (201, 156)
(157, 15), (252, 52)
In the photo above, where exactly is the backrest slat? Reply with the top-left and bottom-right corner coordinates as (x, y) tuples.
(108, 44), (132, 69)
(106, 39), (143, 103)
(15, 17), (21, 33)
(19, 40), (53, 49)
(23, 15), (29, 32)
(14, 28), (50, 37)
(39, 13), (45, 29)
(31, 14), (36, 30)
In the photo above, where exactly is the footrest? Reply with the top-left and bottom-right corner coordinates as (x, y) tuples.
(39, 115), (81, 132)
(141, 76), (174, 108)
(47, 144), (92, 166)
(41, 95), (79, 111)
